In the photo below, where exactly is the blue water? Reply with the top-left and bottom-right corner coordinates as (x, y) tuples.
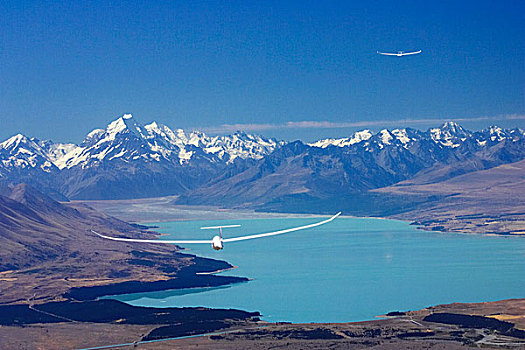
(107, 217), (525, 323)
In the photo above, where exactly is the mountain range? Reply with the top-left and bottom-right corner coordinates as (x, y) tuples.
(0, 114), (280, 199)
(1, 115), (524, 212)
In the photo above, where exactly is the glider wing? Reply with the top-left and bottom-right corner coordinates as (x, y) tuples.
(377, 51), (398, 56)
(91, 230), (213, 244)
(92, 212), (341, 244)
(401, 50), (422, 56)
(222, 212), (341, 243)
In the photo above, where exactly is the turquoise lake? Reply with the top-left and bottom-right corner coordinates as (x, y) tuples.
(108, 217), (525, 323)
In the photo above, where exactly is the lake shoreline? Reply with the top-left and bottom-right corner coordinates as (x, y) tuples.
(75, 196), (524, 237)
(1, 298), (523, 349)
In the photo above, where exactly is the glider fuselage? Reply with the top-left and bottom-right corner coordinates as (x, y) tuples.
(212, 235), (223, 250)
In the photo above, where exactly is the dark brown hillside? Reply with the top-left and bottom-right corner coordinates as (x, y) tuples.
(0, 184), (245, 304)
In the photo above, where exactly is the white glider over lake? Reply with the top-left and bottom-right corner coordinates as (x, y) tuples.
(92, 212), (341, 250)
(377, 50), (422, 56)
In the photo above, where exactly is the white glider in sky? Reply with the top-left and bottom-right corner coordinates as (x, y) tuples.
(92, 212), (341, 250)
(377, 50), (422, 57)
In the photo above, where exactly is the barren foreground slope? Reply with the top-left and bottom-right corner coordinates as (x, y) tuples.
(1, 299), (523, 349)
(0, 184), (246, 304)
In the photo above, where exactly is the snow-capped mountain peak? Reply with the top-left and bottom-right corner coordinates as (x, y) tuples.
(350, 130), (373, 144)
(309, 123), (520, 151)
(0, 134), (56, 172)
(0, 118), (523, 201)
(379, 129), (393, 145)
(105, 114), (148, 139)
(2, 117), (521, 184)
(0, 133), (29, 150)
(202, 131), (280, 162)
(442, 121), (469, 136)
(0, 115), (282, 170)
(429, 122), (470, 147)
(144, 121), (162, 134)
(308, 129), (373, 148)
(486, 125), (506, 142)
(0, 134), (49, 159)
(391, 129), (411, 145)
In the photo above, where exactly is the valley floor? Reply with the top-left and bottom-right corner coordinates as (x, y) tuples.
(74, 191), (525, 237)
(70, 196), (323, 223)
(376, 160), (525, 236)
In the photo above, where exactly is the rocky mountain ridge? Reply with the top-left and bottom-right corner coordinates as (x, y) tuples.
(1, 116), (523, 203)
(0, 114), (280, 171)
(178, 122), (525, 210)
(0, 114), (281, 199)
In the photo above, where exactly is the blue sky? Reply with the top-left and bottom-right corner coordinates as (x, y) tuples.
(1, 0), (523, 142)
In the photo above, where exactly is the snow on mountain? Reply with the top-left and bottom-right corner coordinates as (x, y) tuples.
(429, 121), (470, 148)
(82, 129), (105, 147)
(202, 132), (282, 162)
(0, 134), (56, 172)
(487, 126), (506, 142)
(309, 130), (373, 148)
(1, 117), (523, 201)
(472, 126), (525, 146)
(390, 129), (411, 145)
(309, 122), (520, 151)
(36, 140), (81, 170)
(143, 120), (280, 164)
(309, 128), (424, 149)
(180, 122), (525, 209)
(378, 129), (393, 145)
(1, 116), (522, 178)
(64, 115), (187, 168)
(0, 114), (282, 171)
(106, 113), (148, 138)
